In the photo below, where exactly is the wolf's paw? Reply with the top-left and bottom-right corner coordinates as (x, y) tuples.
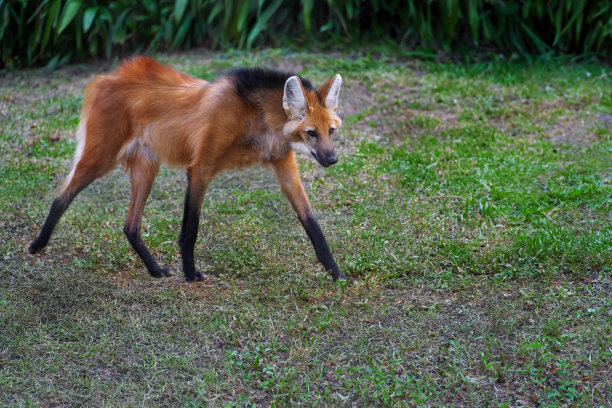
(150, 266), (173, 278)
(28, 239), (45, 254)
(185, 271), (205, 282)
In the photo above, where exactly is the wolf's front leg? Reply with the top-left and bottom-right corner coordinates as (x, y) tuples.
(270, 151), (347, 282)
(178, 168), (211, 282)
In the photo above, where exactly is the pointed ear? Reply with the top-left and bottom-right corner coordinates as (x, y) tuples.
(283, 76), (308, 120)
(318, 74), (342, 111)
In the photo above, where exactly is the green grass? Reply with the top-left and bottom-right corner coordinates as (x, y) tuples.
(0, 50), (610, 407)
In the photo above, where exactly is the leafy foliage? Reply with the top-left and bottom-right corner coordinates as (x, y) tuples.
(2, 0), (612, 67)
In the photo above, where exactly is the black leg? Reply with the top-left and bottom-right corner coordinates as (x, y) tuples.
(29, 168), (97, 255)
(178, 172), (207, 282)
(299, 211), (347, 282)
(28, 196), (73, 254)
(123, 225), (171, 278)
(270, 153), (347, 283)
(177, 173), (192, 246)
(123, 157), (169, 278)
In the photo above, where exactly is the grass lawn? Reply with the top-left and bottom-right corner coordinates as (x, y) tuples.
(1, 49), (610, 407)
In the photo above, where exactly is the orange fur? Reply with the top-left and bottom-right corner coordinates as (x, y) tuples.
(30, 56), (347, 282)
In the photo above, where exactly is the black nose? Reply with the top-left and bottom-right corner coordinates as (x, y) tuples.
(326, 154), (338, 165)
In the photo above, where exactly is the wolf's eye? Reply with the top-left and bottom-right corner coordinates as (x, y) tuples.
(329, 127), (335, 135)
(307, 130), (317, 138)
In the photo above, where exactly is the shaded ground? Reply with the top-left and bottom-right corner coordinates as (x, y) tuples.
(1, 50), (610, 407)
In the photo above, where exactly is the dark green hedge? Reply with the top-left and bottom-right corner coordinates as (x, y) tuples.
(2, 0), (611, 68)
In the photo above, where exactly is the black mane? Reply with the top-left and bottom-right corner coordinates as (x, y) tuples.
(226, 68), (316, 100)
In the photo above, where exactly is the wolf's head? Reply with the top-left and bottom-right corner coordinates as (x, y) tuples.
(282, 74), (342, 167)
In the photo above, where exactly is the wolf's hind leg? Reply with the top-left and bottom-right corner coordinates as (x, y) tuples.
(29, 133), (113, 254)
(123, 149), (170, 278)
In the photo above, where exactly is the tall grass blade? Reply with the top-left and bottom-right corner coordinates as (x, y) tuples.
(57, 0), (81, 34)
(174, 0), (188, 25)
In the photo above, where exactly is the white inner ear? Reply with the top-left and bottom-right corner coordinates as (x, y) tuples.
(283, 76), (307, 120)
(325, 74), (342, 111)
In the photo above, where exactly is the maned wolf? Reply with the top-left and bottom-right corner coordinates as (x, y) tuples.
(29, 56), (347, 282)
